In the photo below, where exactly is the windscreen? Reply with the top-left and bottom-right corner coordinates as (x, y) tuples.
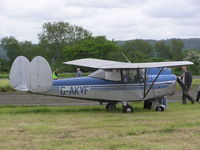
(89, 69), (121, 81)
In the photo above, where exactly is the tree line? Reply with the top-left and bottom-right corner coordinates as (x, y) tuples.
(0, 21), (200, 75)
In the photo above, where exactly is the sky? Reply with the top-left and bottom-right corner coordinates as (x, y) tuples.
(0, 0), (200, 43)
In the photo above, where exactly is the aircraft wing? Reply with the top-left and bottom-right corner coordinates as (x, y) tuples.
(63, 58), (193, 69)
(63, 58), (126, 68)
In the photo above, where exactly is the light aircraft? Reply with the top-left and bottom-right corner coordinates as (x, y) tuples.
(10, 56), (193, 113)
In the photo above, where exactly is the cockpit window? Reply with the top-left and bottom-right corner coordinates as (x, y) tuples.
(89, 69), (105, 79)
(122, 69), (142, 83)
(105, 69), (121, 81)
(89, 69), (121, 82)
(89, 69), (144, 82)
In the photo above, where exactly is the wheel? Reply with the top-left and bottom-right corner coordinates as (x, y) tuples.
(155, 105), (165, 112)
(106, 103), (116, 111)
(160, 106), (165, 112)
(155, 106), (159, 111)
(122, 105), (134, 113)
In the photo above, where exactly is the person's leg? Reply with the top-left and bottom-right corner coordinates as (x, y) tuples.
(196, 91), (200, 102)
(184, 87), (195, 104)
(185, 93), (195, 104)
(182, 92), (187, 104)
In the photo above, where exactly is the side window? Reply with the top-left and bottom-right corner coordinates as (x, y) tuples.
(122, 69), (141, 83)
(89, 69), (121, 82)
(139, 69), (145, 82)
(105, 70), (121, 81)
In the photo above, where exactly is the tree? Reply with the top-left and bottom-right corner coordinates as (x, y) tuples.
(38, 22), (92, 45)
(154, 41), (172, 60)
(38, 22), (92, 65)
(121, 40), (154, 62)
(63, 36), (120, 71)
(0, 37), (21, 62)
(184, 50), (200, 75)
(170, 39), (184, 60)
(64, 36), (119, 59)
(20, 41), (48, 60)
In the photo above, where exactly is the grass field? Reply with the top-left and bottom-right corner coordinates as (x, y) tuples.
(0, 72), (8, 78)
(0, 79), (15, 92)
(0, 103), (200, 150)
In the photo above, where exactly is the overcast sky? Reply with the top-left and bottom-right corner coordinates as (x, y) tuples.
(0, 0), (200, 43)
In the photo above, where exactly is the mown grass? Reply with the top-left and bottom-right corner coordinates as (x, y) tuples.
(0, 72), (9, 78)
(0, 103), (200, 150)
(0, 79), (15, 92)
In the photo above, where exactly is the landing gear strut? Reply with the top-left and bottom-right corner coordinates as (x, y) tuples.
(106, 102), (116, 111)
(121, 101), (134, 113)
(144, 97), (167, 112)
(153, 97), (167, 112)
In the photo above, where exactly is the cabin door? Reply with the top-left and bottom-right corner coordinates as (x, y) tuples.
(121, 69), (143, 100)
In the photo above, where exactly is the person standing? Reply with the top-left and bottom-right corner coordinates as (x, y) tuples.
(76, 68), (82, 77)
(180, 66), (194, 104)
(52, 69), (58, 80)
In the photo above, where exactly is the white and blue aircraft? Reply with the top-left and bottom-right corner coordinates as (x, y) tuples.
(10, 56), (193, 113)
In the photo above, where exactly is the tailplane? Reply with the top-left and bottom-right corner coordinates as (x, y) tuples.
(10, 56), (53, 93)
(10, 56), (30, 91)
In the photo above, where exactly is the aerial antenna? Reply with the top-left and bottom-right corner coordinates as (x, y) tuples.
(121, 51), (131, 63)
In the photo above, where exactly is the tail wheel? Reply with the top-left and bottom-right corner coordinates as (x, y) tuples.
(122, 105), (134, 113)
(106, 103), (116, 111)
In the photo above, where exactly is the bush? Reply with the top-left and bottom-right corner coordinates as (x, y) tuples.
(0, 85), (15, 92)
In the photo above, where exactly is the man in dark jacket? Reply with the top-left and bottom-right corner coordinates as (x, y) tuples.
(180, 66), (194, 104)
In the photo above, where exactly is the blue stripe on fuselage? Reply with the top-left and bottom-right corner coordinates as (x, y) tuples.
(53, 68), (176, 86)
(53, 77), (116, 86)
(53, 76), (176, 87)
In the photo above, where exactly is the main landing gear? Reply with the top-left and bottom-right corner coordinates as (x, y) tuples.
(105, 101), (134, 113)
(122, 101), (134, 113)
(143, 97), (167, 112)
(106, 102), (117, 111)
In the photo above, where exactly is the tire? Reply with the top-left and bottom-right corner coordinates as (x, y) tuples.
(106, 103), (116, 111)
(160, 106), (165, 112)
(122, 105), (134, 113)
(155, 105), (165, 112)
(155, 106), (159, 111)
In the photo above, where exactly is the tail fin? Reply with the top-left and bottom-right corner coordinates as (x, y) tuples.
(29, 56), (52, 93)
(10, 56), (53, 93)
(10, 56), (30, 91)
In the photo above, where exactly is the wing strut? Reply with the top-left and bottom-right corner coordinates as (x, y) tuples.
(143, 68), (164, 99)
(143, 68), (147, 98)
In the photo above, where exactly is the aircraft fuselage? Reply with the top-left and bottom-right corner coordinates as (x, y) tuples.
(46, 68), (176, 102)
